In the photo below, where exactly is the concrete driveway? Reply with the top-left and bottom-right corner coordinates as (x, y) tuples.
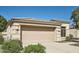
(42, 41), (79, 53)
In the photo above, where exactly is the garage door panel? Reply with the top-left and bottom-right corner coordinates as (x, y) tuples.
(22, 26), (56, 45)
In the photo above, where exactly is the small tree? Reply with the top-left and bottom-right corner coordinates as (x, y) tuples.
(0, 15), (7, 32)
(71, 8), (79, 29)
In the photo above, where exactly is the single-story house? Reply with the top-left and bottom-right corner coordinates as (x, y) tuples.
(2, 18), (70, 46)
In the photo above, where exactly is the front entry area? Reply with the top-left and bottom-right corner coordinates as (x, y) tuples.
(21, 25), (56, 46)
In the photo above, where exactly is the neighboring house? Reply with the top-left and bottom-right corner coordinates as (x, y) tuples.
(2, 18), (70, 46)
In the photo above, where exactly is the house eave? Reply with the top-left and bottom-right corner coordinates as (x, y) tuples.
(7, 18), (69, 27)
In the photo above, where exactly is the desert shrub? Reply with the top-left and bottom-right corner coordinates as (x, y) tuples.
(24, 43), (46, 53)
(2, 40), (23, 53)
(69, 34), (73, 39)
(65, 34), (73, 41)
(65, 36), (71, 41)
(0, 36), (4, 44)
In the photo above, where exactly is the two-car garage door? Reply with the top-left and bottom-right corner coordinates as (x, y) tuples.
(22, 25), (56, 45)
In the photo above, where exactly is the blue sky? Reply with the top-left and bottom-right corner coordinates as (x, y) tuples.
(0, 6), (78, 21)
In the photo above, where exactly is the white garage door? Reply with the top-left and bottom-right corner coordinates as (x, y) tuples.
(22, 25), (56, 45)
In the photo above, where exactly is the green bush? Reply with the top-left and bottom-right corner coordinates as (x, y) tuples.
(69, 34), (73, 39)
(24, 43), (46, 53)
(65, 34), (73, 41)
(0, 36), (4, 44)
(65, 36), (71, 41)
(2, 40), (23, 53)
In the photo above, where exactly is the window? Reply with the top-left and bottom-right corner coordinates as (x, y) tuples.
(61, 27), (66, 37)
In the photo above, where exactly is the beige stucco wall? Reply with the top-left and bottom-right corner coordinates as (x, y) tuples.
(77, 30), (79, 38)
(55, 26), (61, 41)
(70, 29), (76, 38)
(70, 29), (79, 38)
(4, 23), (21, 40)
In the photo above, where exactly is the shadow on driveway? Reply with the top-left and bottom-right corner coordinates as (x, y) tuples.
(69, 42), (79, 47)
(55, 39), (79, 47)
(68, 38), (79, 47)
